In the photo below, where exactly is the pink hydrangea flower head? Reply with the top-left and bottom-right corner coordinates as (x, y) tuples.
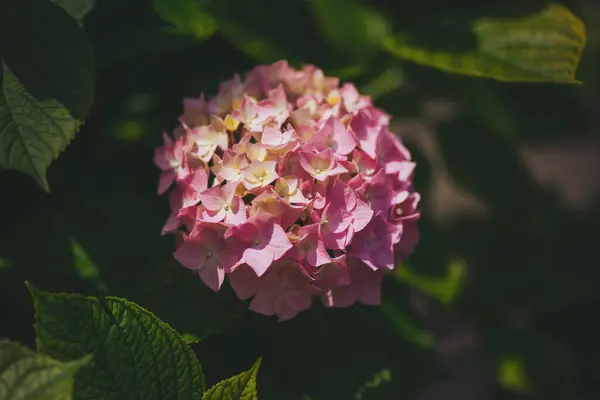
(155, 60), (421, 320)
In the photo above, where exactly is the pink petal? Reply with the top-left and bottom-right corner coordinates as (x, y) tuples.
(307, 239), (331, 267)
(229, 264), (261, 300)
(221, 181), (240, 204)
(323, 287), (355, 308)
(330, 117), (356, 155)
(161, 213), (180, 235)
(158, 171), (176, 195)
(275, 290), (313, 321)
(324, 207), (353, 234)
(198, 264), (225, 292)
(201, 207), (227, 222)
(218, 166), (241, 181)
(197, 187), (224, 211)
(173, 240), (207, 270)
(352, 199), (374, 232)
(249, 289), (277, 317)
(243, 247), (274, 277)
(322, 227), (353, 250)
(261, 126), (283, 146)
(266, 223), (293, 260)
(349, 257), (383, 305)
(328, 178), (357, 211)
(321, 163), (348, 180)
(154, 149), (170, 172)
(315, 256), (350, 289)
(298, 151), (316, 176)
(177, 205), (199, 231)
(225, 197), (247, 225)
(350, 109), (379, 159)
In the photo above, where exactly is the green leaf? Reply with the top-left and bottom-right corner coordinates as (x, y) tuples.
(358, 67), (404, 101)
(69, 238), (107, 293)
(0, 64), (80, 192)
(0, 339), (89, 400)
(51, 0), (96, 25)
(396, 260), (466, 305)
(497, 356), (532, 394)
(312, 0), (390, 60)
(202, 358), (261, 400)
(382, 4), (586, 83)
(0, 0), (95, 120)
(28, 285), (206, 399)
(153, 0), (217, 39)
(380, 302), (434, 349)
(354, 368), (392, 400)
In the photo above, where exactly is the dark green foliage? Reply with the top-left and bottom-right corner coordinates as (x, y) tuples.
(1, 0), (599, 399)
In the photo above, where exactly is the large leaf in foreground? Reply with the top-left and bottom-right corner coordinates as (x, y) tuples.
(0, 65), (80, 192)
(0, 339), (88, 400)
(29, 285), (205, 399)
(202, 359), (261, 400)
(382, 4), (586, 83)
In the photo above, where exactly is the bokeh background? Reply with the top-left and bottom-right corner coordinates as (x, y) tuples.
(2, 0), (600, 398)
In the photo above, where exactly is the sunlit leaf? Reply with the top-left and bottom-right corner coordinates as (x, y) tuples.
(382, 4), (586, 83)
(202, 358), (261, 400)
(29, 285), (205, 399)
(0, 340), (89, 400)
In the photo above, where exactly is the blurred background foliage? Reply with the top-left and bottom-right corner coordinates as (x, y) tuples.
(1, 0), (600, 398)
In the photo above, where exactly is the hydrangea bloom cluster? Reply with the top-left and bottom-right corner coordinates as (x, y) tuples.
(154, 61), (420, 321)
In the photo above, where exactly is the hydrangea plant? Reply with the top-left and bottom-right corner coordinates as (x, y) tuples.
(155, 61), (421, 320)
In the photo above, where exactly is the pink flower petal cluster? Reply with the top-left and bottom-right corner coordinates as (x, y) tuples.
(155, 61), (420, 321)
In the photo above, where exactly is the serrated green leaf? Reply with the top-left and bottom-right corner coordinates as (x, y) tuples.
(51, 0), (96, 26)
(153, 0), (217, 39)
(202, 358), (261, 400)
(28, 285), (205, 399)
(0, 64), (80, 192)
(0, 0), (95, 120)
(382, 4), (586, 83)
(0, 340), (89, 400)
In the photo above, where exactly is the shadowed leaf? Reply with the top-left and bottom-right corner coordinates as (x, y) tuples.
(0, 64), (80, 192)
(383, 4), (586, 83)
